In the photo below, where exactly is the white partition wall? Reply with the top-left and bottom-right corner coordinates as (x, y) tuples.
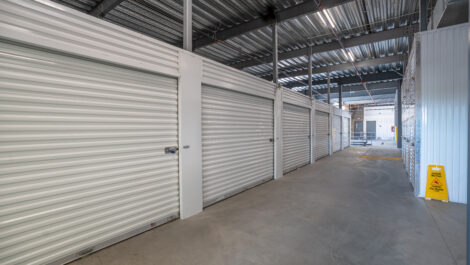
(201, 59), (275, 206)
(282, 88), (311, 174)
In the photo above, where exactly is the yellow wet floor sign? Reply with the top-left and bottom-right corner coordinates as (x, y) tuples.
(425, 165), (449, 203)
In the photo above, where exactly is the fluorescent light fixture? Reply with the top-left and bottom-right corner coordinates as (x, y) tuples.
(322, 10), (335, 28)
(347, 50), (355, 62)
(341, 49), (348, 59)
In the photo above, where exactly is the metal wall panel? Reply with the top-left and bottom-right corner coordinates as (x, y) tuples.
(401, 37), (417, 189)
(418, 23), (468, 203)
(282, 103), (310, 174)
(332, 115), (342, 152)
(0, 0), (179, 77)
(342, 117), (350, 148)
(202, 85), (274, 206)
(341, 109), (352, 118)
(315, 100), (330, 113)
(202, 59), (275, 100)
(282, 87), (312, 109)
(315, 111), (330, 160)
(333, 107), (342, 116)
(0, 41), (180, 265)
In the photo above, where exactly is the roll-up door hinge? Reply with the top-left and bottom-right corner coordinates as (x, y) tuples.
(164, 146), (179, 154)
(269, 138), (274, 142)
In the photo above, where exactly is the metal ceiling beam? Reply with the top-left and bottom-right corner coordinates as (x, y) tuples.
(193, 0), (352, 50)
(329, 96), (397, 105)
(325, 87), (398, 98)
(313, 81), (399, 94)
(89, 0), (125, 17)
(261, 54), (405, 80)
(283, 71), (402, 88)
(231, 25), (418, 69)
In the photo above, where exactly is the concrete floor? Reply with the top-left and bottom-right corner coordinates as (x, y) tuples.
(70, 147), (465, 265)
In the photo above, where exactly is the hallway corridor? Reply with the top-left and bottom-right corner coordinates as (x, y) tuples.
(71, 147), (466, 265)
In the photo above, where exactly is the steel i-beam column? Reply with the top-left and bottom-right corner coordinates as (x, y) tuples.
(308, 47), (313, 99)
(327, 72), (331, 104)
(272, 23), (279, 84)
(420, 0), (427, 31)
(338, 84), (343, 109)
(183, 0), (192, 51)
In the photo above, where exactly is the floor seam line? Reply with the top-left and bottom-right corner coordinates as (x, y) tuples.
(424, 203), (459, 265)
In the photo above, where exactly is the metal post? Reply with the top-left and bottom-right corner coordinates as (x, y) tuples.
(419, 0), (427, 32)
(397, 80), (402, 149)
(327, 72), (331, 104)
(308, 47), (313, 99)
(272, 23), (279, 84)
(338, 84), (343, 109)
(183, 0), (192, 51)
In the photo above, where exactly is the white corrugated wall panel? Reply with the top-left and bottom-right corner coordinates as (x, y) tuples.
(202, 59), (275, 99)
(282, 103), (310, 174)
(202, 85), (274, 206)
(333, 107), (342, 116)
(315, 100), (330, 113)
(0, 42), (180, 265)
(342, 117), (350, 148)
(0, 0), (179, 77)
(282, 87), (312, 109)
(418, 23), (468, 203)
(332, 115), (341, 152)
(315, 111), (329, 160)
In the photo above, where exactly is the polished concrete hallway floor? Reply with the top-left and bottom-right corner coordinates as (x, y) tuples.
(71, 147), (465, 265)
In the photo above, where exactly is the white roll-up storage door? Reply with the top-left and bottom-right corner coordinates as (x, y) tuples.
(282, 103), (310, 174)
(342, 117), (350, 148)
(0, 42), (180, 265)
(202, 85), (274, 206)
(332, 115), (341, 153)
(315, 111), (329, 160)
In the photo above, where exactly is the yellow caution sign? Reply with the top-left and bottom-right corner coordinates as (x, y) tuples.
(425, 165), (449, 203)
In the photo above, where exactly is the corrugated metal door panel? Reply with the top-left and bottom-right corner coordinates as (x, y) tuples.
(315, 111), (329, 160)
(332, 115), (341, 153)
(282, 103), (310, 174)
(0, 42), (180, 265)
(342, 117), (350, 148)
(202, 85), (274, 206)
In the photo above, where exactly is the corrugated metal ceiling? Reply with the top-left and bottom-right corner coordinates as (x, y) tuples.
(50, 0), (418, 91)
